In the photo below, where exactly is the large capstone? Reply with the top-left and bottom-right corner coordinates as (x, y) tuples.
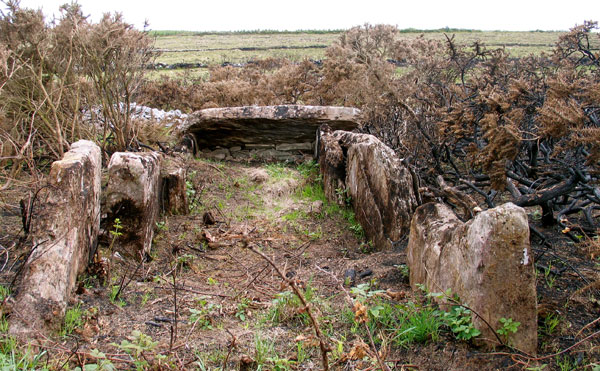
(407, 202), (537, 353)
(180, 105), (360, 149)
(10, 140), (101, 337)
(105, 152), (162, 259)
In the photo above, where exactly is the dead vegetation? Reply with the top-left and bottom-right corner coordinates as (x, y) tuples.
(0, 0), (155, 187)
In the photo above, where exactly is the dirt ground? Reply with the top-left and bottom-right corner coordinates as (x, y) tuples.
(1, 156), (599, 370)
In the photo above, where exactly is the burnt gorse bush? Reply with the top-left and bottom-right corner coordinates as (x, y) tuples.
(0, 0), (154, 183)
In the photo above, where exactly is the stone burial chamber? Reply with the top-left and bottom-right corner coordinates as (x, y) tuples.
(178, 105), (361, 162)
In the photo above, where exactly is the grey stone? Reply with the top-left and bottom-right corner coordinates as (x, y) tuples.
(407, 202), (537, 353)
(275, 142), (313, 151)
(255, 149), (295, 161)
(10, 140), (101, 337)
(230, 146), (242, 152)
(318, 129), (419, 249)
(180, 105), (360, 148)
(160, 156), (188, 215)
(105, 152), (162, 259)
(205, 148), (230, 161)
(245, 144), (275, 150)
(249, 169), (269, 183)
(310, 200), (324, 215)
(232, 151), (251, 160)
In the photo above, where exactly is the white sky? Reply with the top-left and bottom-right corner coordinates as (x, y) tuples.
(12, 0), (600, 32)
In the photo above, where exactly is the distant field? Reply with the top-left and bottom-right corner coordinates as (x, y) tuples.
(150, 29), (569, 69)
(151, 32), (338, 65)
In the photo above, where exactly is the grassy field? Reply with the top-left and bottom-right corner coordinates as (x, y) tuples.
(151, 29), (568, 67)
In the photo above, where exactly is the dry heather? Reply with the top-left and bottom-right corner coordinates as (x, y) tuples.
(0, 1), (154, 185)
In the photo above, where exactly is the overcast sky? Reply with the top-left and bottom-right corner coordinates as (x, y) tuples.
(13, 0), (600, 32)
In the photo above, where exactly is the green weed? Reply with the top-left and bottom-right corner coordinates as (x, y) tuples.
(497, 317), (521, 344)
(265, 163), (293, 180)
(254, 332), (275, 367)
(268, 282), (317, 326)
(140, 291), (152, 307)
(541, 312), (561, 336)
(297, 160), (319, 179)
(0, 345), (48, 370)
(189, 297), (221, 330)
(112, 330), (158, 370)
(155, 220), (167, 232)
(108, 218), (123, 253)
(0, 286), (10, 302)
(555, 355), (577, 371)
(61, 303), (84, 337)
(282, 209), (305, 222)
(74, 349), (116, 371)
(439, 305), (481, 340)
(235, 297), (250, 322)
(298, 182), (326, 203)
(0, 303), (49, 370)
(109, 285), (126, 307)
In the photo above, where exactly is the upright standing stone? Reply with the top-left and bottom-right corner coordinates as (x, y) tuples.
(105, 152), (162, 259)
(407, 202), (537, 353)
(318, 128), (419, 249)
(160, 156), (189, 215)
(318, 126), (346, 205)
(10, 140), (101, 337)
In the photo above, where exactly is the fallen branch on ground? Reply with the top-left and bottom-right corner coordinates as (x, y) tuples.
(243, 240), (331, 371)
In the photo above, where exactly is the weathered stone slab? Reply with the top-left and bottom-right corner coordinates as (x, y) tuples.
(10, 140), (101, 337)
(318, 126), (346, 204)
(204, 148), (230, 160)
(245, 144), (275, 150)
(318, 128), (419, 249)
(105, 152), (162, 259)
(253, 149), (296, 162)
(180, 105), (360, 148)
(407, 202), (537, 353)
(160, 156), (189, 215)
(275, 142), (313, 151)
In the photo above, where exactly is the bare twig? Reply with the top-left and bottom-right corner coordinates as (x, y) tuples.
(490, 329), (600, 363)
(315, 264), (391, 371)
(223, 329), (237, 369)
(576, 315), (600, 338)
(153, 284), (231, 298)
(170, 260), (179, 351)
(244, 242), (331, 370)
(113, 258), (144, 301)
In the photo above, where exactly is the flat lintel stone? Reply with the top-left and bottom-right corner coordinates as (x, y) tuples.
(180, 105), (360, 148)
